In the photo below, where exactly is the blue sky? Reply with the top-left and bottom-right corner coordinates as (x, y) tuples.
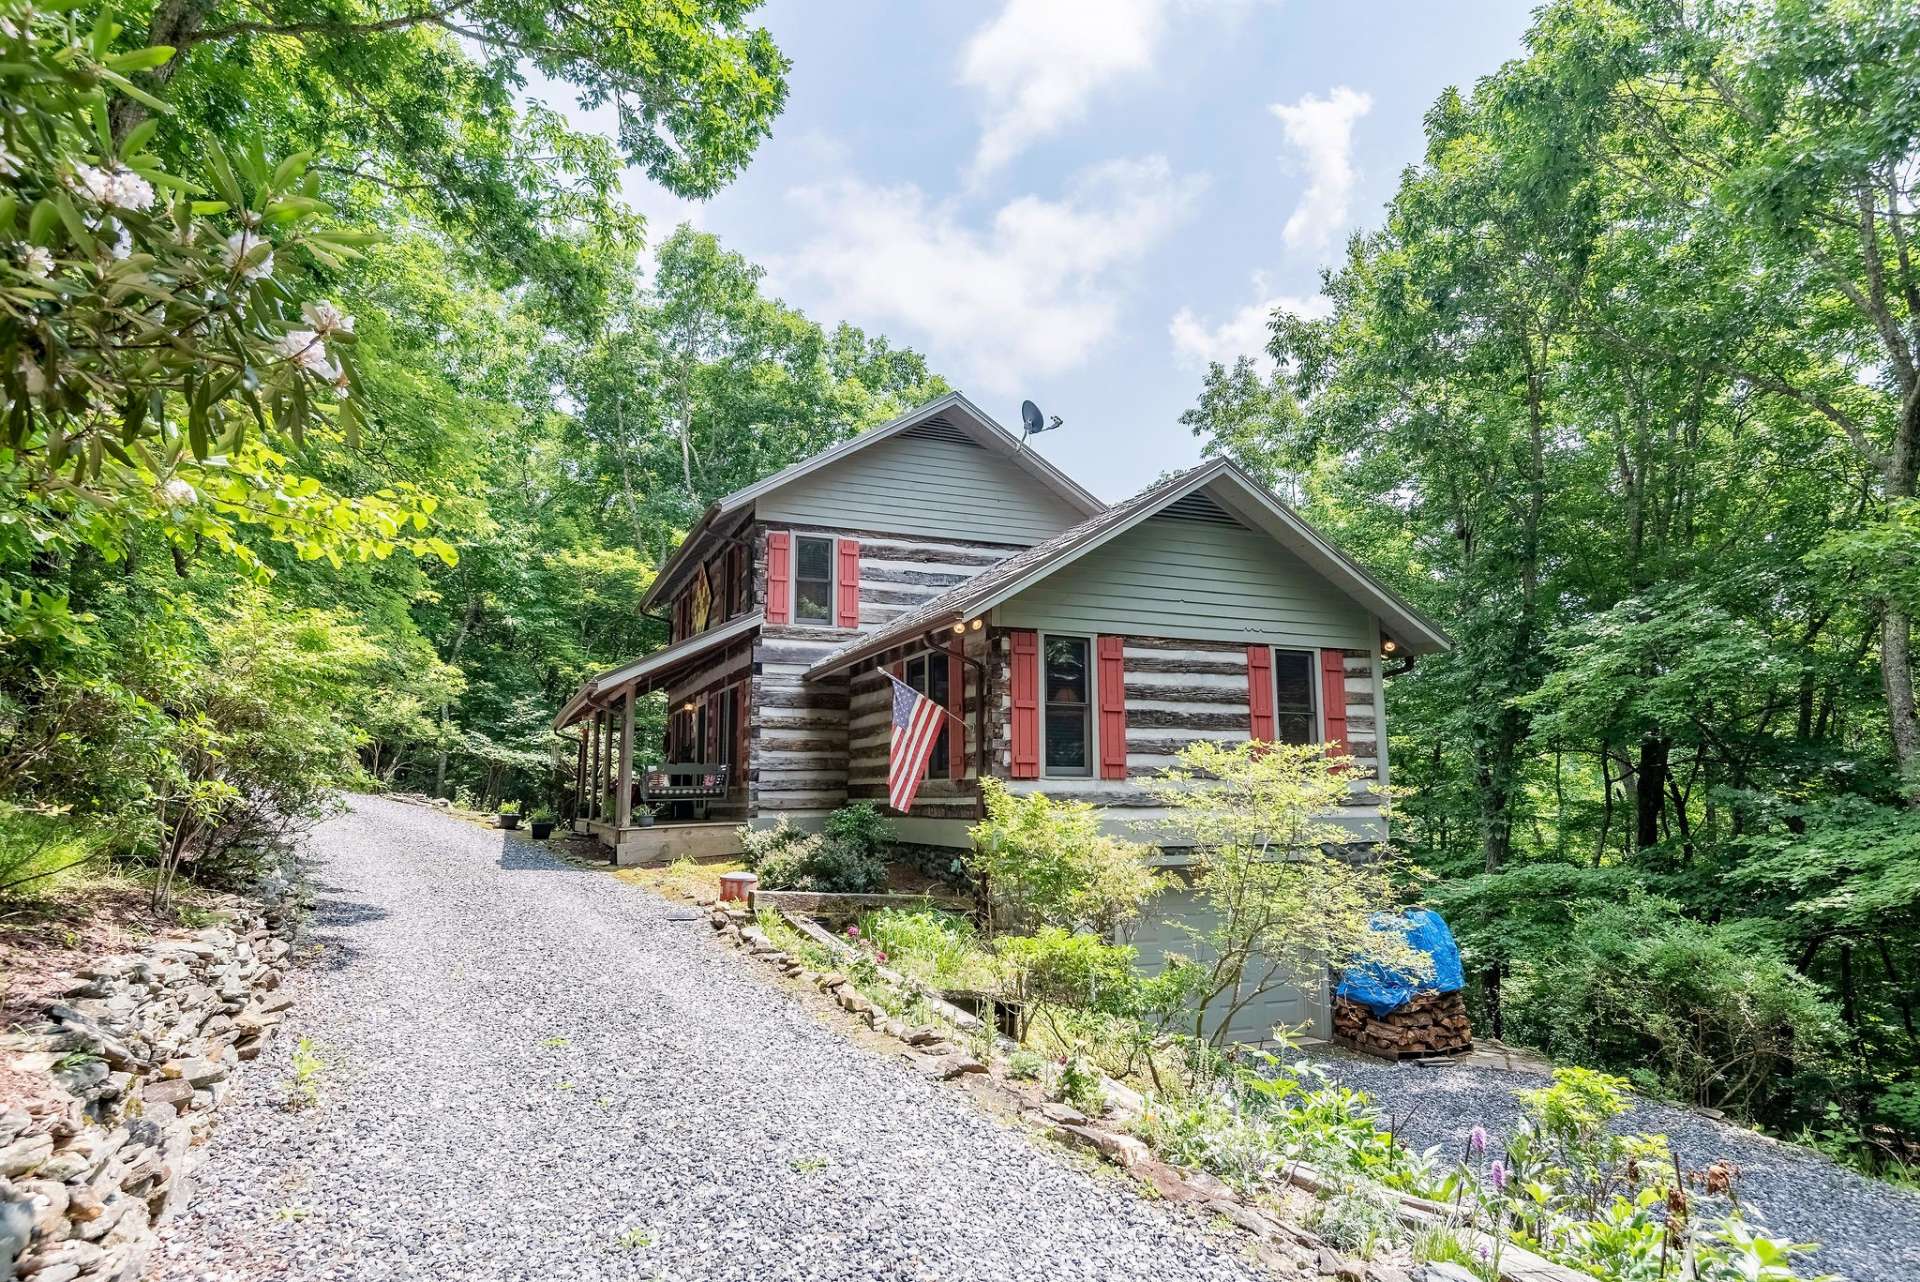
(541, 1), (1539, 501)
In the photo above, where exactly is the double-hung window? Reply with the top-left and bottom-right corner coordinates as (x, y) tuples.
(1042, 635), (1091, 776)
(902, 652), (951, 778)
(1271, 649), (1317, 745)
(793, 535), (834, 624)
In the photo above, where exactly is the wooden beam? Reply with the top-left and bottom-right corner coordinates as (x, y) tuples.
(616, 689), (635, 830)
(589, 710), (603, 820)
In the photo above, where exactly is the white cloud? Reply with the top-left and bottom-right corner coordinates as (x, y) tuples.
(1170, 279), (1330, 371)
(783, 156), (1205, 392)
(1270, 86), (1372, 252)
(958, 0), (1171, 179)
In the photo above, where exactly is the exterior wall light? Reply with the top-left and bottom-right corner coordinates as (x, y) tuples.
(970, 618), (984, 631)
(951, 622), (967, 635)
(1382, 638), (1399, 655)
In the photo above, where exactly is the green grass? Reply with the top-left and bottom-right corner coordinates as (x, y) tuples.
(855, 906), (999, 992)
(0, 805), (116, 902)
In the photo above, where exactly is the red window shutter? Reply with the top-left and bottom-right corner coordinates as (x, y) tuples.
(947, 636), (966, 780)
(1246, 645), (1275, 742)
(1096, 635), (1127, 780)
(836, 538), (861, 628)
(765, 531), (791, 624)
(1319, 649), (1349, 754)
(1009, 630), (1040, 779)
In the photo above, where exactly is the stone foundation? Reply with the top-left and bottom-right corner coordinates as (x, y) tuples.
(0, 887), (301, 1281)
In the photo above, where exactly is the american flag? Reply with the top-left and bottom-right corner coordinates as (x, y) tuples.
(886, 672), (947, 813)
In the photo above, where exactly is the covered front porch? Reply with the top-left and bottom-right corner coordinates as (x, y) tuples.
(552, 612), (760, 866)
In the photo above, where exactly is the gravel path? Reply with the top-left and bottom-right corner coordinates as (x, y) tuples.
(157, 796), (1267, 1282)
(1306, 1045), (1920, 1282)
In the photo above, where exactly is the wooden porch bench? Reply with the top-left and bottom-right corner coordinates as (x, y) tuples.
(637, 763), (730, 821)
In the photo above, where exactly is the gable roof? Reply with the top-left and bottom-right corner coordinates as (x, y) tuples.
(640, 393), (1103, 610)
(806, 458), (1451, 679)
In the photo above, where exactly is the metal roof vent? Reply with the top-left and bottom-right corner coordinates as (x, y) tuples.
(1158, 491), (1247, 527)
(900, 415), (978, 447)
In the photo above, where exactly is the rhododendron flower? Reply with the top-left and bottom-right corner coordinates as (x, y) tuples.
(275, 330), (338, 379)
(17, 354), (47, 396)
(20, 245), (52, 278)
(302, 300), (354, 335)
(158, 478), (197, 507)
(223, 229), (273, 280)
(0, 145), (20, 178)
(69, 163), (155, 212)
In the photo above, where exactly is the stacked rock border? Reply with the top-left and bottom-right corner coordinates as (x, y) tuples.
(0, 887), (302, 1282)
(694, 887), (1594, 1282)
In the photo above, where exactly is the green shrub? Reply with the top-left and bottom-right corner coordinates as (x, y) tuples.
(1308, 1183), (1403, 1258)
(0, 806), (116, 901)
(1500, 901), (1847, 1125)
(968, 779), (1164, 934)
(737, 807), (889, 893)
(857, 907), (997, 990)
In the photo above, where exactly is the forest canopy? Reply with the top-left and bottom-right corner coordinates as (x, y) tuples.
(1180, 0), (1920, 1164)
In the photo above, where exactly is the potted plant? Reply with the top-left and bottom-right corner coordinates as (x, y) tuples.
(498, 800), (522, 831)
(530, 809), (555, 840)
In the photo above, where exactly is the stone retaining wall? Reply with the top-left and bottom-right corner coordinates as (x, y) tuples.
(0, 888), (301, 1282)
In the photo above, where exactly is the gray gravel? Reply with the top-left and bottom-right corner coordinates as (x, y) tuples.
(1306, 1045), (1920, 1282)
(157, 795), (1268, 1282)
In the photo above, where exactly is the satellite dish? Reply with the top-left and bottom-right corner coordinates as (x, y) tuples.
(1019, 400), (1063, 446)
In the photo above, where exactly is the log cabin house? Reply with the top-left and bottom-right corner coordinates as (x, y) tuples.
(551, 392), (1449, 1037)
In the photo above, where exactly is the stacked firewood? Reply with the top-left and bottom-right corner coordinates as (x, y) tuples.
(1332, 990), (1473, 1059)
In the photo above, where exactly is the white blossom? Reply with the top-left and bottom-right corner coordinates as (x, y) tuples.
(67, 163), (157, 212)
(222, 229), (273, 281)
(109, 169), (155, 212)
(0, 11), (31, 42)
(20, 245), (52, 278)
(110, 225), (132, 260)
(276, 329), (338, 380)
(17, 354), (46, 397)
(0, 145), (20, 178)
(158, 478), (197, 507)
(301, 300), (354, 336)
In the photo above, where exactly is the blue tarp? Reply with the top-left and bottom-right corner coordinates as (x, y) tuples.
(1333, 908), (1465, 1017)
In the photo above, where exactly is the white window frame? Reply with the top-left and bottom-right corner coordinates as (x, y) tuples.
(787, 530), (836, 628)
(1037, 630), (1097, 779)
(1268, 646), (1321, 747)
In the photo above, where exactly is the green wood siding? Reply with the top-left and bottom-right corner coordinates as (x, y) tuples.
(994, 516), (1374, 647)
(756, 433), (1084, 545)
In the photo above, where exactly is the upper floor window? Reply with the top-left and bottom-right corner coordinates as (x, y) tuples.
(902, 652), (951, 778)
(1043, 635), (1090, 777)
(1272, 649), (1317, 745)
(794, 534), (834, 624)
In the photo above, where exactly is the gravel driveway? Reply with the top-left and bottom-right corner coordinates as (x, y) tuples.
(1306, 1046), (1920, 1282)
(157, 796), (1267, 1282)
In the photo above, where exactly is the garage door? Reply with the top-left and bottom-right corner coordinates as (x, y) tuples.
(1128, 887), (1330, 1043)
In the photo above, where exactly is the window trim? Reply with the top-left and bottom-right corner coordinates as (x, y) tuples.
(788, 530), (836, 627)
(1269, 646), (1320, 747)
(1037, 630), (1096, 779)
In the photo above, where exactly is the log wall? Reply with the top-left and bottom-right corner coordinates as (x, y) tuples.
(747, 524), (1019, 823)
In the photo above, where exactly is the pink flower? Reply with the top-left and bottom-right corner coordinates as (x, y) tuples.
(845, 926), (859, 939)
(874, 951), (888, 963)
(1467, 1125), (1488, 1156)
(1488, 1158), (1508, 1191)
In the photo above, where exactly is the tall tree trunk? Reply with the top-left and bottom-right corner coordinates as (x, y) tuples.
(433, 591), (481, 798)
(1635, 735), (1669, 852)
(112, 0), (210, 138)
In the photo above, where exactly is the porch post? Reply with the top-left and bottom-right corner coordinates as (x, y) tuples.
(616, 687), (634, 830)
(573, 726), (586, 825)
(589, 709), (604, 820)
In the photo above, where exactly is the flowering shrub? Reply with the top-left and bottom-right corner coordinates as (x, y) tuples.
(0, 2), (445, 578)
